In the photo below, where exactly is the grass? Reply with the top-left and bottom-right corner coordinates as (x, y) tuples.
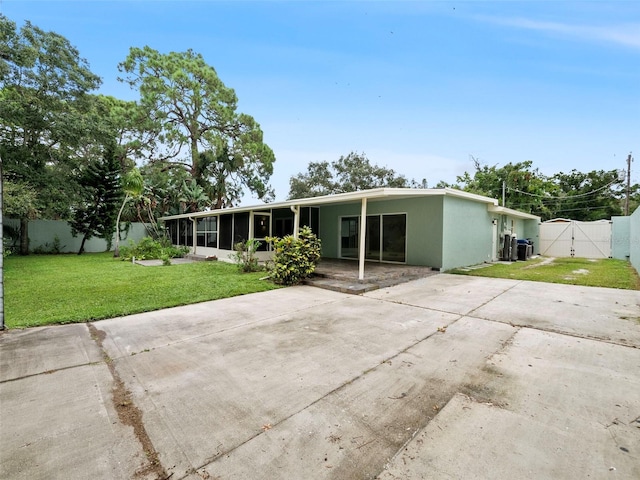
(4, 252), (280, 329)
(450, 257), (640, 290)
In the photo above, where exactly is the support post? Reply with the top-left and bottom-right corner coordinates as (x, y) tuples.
(358, 198), (367, 281)
(290, 205), (300, 239)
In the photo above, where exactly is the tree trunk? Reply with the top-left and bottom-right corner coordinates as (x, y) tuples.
(113, 194), (129, 258)
(78, 235), (88, 255)
(20, 218), (29, 255)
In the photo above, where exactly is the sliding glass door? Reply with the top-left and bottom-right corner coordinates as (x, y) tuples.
(381, 214), (406, 262)
(340, 213), (406, 263)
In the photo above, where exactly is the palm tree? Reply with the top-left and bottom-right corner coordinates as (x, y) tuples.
(179, 180), (211, 213)
(113, 168), (144, 257)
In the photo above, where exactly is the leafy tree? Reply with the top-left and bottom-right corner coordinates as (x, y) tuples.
(548, 170), (623, 221)
(454, 159), (551, 217)
(288, 152), (421, 199)
(97, 94), (161, 170)
(454, 159), (624, 221)
(0, 16), (102, 253)
(178, 180), (211, 213)
(288, 160), (337, 199)
(69, 143), (121, 254)
(2, 180), (38, 220)
(118, 46), (275, 207)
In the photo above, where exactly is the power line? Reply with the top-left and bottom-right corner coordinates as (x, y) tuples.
(507, 179), (620, 200)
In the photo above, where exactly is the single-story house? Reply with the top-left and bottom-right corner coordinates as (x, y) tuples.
(160, 187), (540, 277)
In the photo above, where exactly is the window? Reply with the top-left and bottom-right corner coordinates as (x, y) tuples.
(341, 217), (359, 259)
(382, 214), (406, 262)
(252, 213), (271, 251)
(179, 219), (192, 246)
(219, 214), (233, 250)
(234, 212), (249, 244)
(196, 217), (218, 248)
(166, 219), (179, 245)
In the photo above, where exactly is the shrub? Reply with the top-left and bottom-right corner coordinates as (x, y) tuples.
(266, 226), (321, 286)
(32, 235), (65, 254)
(231, 239), (262, 272)
(120, 236), (189, 261)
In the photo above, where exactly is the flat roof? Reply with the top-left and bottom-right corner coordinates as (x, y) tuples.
(160, 187), (539, 221)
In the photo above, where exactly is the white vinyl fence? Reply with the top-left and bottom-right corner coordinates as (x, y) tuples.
(539, 220), (612, 258)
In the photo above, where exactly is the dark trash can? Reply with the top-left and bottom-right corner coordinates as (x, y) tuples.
(517, 244), (528, 261)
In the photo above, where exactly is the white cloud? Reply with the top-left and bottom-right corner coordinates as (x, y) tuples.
(479, 16), (640, 50)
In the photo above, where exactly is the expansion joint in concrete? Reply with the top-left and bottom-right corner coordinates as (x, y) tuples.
(189, 316), (464, 477)
(86, 322), (168, 480)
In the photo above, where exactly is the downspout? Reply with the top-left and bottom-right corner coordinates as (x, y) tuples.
(358, 198), (367, 281)
(290, 205), (300, 239)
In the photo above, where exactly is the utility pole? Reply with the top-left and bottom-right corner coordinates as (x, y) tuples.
(625, 152), (633, 216)
(502, 181), (506, 207)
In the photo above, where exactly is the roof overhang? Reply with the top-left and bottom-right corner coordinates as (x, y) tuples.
(160, 187), (500, 221)
(488, 205), (541, 221)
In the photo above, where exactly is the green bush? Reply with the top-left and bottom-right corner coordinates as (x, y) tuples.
(231, 239), (262, 272)
(32, 235), (65, 254)
(266, 226), (321, 286)
(120, 236), (189, 261)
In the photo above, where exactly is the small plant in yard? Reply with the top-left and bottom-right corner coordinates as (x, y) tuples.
(266, 226), (321, 286)
(32, 235), (65, 254)
(160, 253), (172, 266)
(232, 239), (262, 272)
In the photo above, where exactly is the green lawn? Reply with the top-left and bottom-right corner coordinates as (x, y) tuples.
(4, 252), (280, 328)
(450, 257), (640, 290)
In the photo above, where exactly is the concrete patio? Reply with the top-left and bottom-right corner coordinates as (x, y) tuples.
(306, 258), (437, 293)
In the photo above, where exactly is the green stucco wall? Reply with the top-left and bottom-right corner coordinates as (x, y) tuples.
(611, 216), (630, 260)
(317, 202), (361, 258)
(521, 219), (540, 254)
(441, 196), (493, 270)
(316, 195), (538, 270)
(627, 209), (640, 272)
(4, 219), (148, 254)
(318, 197), (445, 268)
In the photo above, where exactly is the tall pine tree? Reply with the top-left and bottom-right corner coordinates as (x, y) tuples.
(69, 143), (121, 254)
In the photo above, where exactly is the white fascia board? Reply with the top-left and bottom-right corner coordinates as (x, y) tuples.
(159, 187), (499, 221)
(488, 205), (541, 221)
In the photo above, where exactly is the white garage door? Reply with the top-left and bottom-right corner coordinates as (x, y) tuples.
(539, 221), (612, 258)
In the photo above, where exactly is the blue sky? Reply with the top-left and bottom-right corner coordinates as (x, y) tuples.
(3, 0), (639, 202)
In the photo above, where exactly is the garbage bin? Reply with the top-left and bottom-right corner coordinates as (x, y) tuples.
(517, 243), (528, 261)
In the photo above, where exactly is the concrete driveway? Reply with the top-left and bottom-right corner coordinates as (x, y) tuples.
(1, 274), (639, 479)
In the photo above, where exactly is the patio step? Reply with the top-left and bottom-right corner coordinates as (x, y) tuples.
(185, 254), (209, 262)
(303, 277), (380, 295)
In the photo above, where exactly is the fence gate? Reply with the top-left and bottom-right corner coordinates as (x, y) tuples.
(539, 220), (612, 258)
